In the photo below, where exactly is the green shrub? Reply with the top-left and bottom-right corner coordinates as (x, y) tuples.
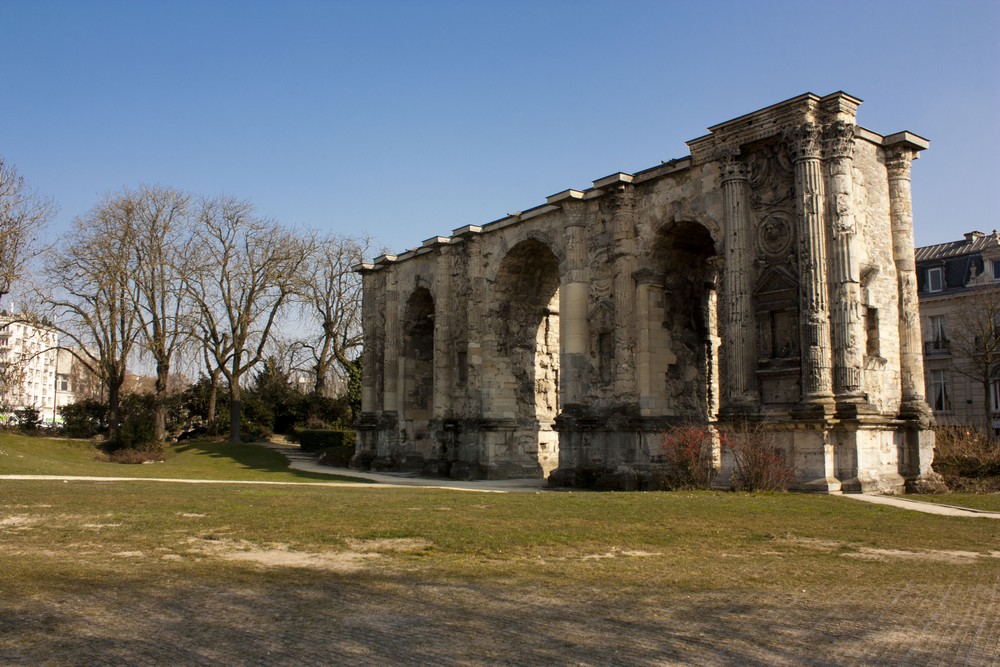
(60, 399), (108, 438)
(108, 394), (157, 452)
(294, 428), (357, 453)
(14, 406), (42, 432)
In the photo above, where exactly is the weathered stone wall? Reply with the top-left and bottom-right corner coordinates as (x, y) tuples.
(355, 92), (940, 494)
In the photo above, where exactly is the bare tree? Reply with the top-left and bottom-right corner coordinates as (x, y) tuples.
(42, 197), (140, 441)
(948, 286), (1000, 432)
(185, 196), (312, 442)
(0, 156), (56, 308)
(125, 185), (194, 442)
(297, 234), (374, 395)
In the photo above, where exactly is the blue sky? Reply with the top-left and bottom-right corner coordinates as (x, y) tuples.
(2, 0), (997, 255)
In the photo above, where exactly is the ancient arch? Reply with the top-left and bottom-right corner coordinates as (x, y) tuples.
(640, 221), (720, 420)
(355, 92), (941, 494)
(400, 287), (435, 453)
(487, 239), (561, 476)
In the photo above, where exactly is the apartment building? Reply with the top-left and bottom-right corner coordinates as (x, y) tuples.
(0, 314), (60, 424)
(915, 230), (1000, 427)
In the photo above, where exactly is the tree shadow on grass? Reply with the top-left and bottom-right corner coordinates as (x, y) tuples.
(169, 439), (371, 483)
(0, 569), (980, 666)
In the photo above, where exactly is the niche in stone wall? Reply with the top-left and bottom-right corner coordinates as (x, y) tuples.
(589, 300), (616, 386)
(402, 287), (435, 422)
(755, 265), (801, 404)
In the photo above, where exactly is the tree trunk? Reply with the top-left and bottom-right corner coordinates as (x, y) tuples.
(984, 378), (993, 436)
(154, 362), (170, 443)
(107, 382), (121, 443)
(206, 369), (219, 434)
(229, 378), (241, 443)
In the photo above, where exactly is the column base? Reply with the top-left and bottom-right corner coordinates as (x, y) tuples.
(792, 396), (836, 420)
(898, 399), (935, 428)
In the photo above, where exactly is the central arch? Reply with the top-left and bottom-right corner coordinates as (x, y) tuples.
(490, 238), (561, 476)
(641, 221), (720, 420)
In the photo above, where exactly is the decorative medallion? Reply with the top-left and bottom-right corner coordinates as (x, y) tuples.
(757, 213), (793, 258)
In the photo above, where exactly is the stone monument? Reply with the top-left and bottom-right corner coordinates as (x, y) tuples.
(353, 92), (938, 494)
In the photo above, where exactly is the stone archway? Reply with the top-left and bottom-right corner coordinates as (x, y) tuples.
(490, 239), (561, 476)
(401, 287), (434, 454)
(640, 222), (720, 420)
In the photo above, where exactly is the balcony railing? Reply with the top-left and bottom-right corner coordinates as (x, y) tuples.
(924, 339), (950, 356)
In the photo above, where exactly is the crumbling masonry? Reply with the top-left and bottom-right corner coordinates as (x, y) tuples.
(353, 92), (940, 494)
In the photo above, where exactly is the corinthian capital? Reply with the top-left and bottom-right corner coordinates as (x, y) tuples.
(716, 148), (748, 182)
(785, 123), (822, 161)
(883, 145), (915, 177)
(562, 199), (589, 228)
(823, 121), (856, 160)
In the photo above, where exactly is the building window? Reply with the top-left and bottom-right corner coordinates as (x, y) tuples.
(991, 377), (1000, 414)
(930, 370), (952, 412)
(865, 307), (880, 357)
(930, 315), (948, 350)
(926, 267), (944, 292)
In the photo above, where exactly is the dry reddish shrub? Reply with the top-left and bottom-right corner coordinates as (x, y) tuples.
(724, 421), (795, 492)
(658, 426), (716, 490)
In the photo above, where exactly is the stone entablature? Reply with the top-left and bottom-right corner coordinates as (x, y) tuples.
(354, 92), (939, 494)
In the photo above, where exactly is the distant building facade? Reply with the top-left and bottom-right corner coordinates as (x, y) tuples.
(0, 315), (60, 424)
(916, 231), (1000, 427)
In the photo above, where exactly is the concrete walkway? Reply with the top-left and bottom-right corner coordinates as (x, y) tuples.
(841, 492), (1000, 518)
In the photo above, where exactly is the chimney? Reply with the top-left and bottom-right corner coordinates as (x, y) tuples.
(964, 230), (985, 243)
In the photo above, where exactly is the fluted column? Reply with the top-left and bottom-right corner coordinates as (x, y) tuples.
(886, 144), (932, 422)
(560, 199), (590, 406)
(824, 121), (866, 404)
(788, 124), (834, 410)
(612, 185), (638, 398)
(720, 151), (758, 411)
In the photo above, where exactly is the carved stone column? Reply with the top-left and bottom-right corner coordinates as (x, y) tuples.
(612, 185), (639, 399)
(719, 151), (758, 412)
(886, 143), (932, 423)
(788, 124), (834, 412)
(560, 199), (590, 407)
(824, 121), (866, 406)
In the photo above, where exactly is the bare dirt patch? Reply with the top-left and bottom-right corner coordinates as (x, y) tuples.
(781, 535), (999, 564)
(0, 515), (38, 529)
(184, 536), (435, 572)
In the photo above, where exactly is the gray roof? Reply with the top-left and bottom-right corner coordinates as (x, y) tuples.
(914, 231), (1000, 262)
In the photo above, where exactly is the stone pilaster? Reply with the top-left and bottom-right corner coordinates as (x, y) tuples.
(611, 185), (639, 399)
(788, 123), (835, 413)
(432, 246), (454, 418)
(823, 121), (866, 406)
(560, 198), (590, 407)
(359, 267), (380, 414)
(634, 268), (665, 416)
(885, 143), (932, 424)
(383, 268), (401, 416)
(719, 150), (758, 412)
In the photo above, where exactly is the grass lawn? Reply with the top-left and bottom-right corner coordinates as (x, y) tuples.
(0, 432), (362, 483)
(2, 434), (998, 664)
